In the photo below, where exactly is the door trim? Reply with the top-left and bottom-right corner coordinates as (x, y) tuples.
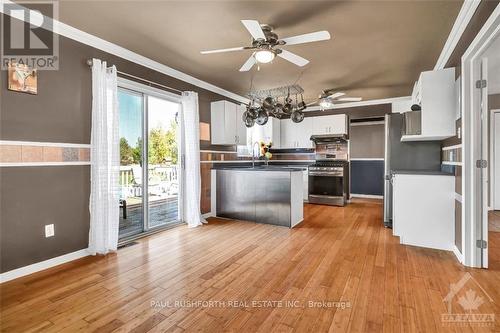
(461, 4), (500, 268)
(491, 110), (500, 211)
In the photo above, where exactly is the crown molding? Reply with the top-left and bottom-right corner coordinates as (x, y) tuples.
(0, 0), (249, 104)
(305, 96), (410, 112)
(434, 0), (481, 70)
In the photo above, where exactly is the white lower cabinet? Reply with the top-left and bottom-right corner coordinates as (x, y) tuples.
(303, 169), (308, 201)
(392, 173), (455, 251)
(280, 118), (313, 148)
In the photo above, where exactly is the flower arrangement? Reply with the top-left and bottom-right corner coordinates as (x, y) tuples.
(259, 141), (273, 160)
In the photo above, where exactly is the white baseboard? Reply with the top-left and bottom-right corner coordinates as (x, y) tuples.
(350, 194), (384, 199)
(0, 248), (90, 284)
(453, 245), (464, 264)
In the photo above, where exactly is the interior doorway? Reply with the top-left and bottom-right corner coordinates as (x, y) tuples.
(462, 5), (500, 268)
(482, 34), (500, 270)
(117, 78), (183, 240)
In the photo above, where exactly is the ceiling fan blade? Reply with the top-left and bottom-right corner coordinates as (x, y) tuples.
(241, 20), (266, 40)
(337, 97), (363, 102)
(306, 101), (318, 107)
(328, 92), (346, 99)
(280, 31), (331, 46)
(239, 54), (256, 72)
(200, 47), (246, 54)
(277, 49), (309, 67)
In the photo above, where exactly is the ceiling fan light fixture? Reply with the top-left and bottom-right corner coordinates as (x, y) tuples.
(254, 50), (275, 64)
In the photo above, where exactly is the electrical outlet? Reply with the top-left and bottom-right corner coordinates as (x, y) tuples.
(45, 224), (54, 238)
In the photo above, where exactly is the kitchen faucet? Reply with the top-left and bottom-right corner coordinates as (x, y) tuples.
(252, 141), (260, 168)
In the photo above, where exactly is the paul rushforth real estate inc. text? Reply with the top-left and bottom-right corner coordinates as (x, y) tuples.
(151, 299), (352, 310)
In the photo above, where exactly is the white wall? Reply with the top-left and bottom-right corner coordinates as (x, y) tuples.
(484, 35), (500, 94)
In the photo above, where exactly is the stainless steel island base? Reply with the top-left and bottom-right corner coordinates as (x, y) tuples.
(213, 168), (304, 228)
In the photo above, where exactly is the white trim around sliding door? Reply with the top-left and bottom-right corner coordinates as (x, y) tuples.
(117, 78), (184, 236)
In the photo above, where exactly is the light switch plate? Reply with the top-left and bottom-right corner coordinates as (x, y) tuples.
(45, 224), (54, 237)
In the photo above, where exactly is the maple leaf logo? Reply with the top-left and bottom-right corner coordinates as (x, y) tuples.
(458, 289), (484, 312)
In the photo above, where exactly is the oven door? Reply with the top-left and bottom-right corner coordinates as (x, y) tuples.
(308, 171), (345, 206)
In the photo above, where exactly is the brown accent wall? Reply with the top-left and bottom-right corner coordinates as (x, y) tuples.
(490, 93), (500, 110)
(0, 17), (241, 273)
(305, 104), (392, 119)
(349, 124), (385, 159)
(445, 0), (500, 74)
(0, 166), (90, 272)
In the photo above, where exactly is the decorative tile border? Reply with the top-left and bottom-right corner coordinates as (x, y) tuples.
(0, 142), (90, 166)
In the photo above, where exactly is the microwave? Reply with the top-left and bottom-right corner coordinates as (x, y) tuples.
(402, 110), (422, 136)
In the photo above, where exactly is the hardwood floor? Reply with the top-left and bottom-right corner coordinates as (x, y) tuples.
(1, 201), (500, 332)
(490, 210), (500, 232)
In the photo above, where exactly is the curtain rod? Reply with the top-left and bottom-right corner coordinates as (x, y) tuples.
(86, 59), (183, 94)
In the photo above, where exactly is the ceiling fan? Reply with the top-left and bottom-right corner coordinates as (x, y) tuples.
(200, 20), (331, 71)
(308, 89), (363, 109)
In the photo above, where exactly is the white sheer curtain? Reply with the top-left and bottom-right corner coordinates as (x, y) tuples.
(88, 58), (120, 254)
(181, 91), (206, 228)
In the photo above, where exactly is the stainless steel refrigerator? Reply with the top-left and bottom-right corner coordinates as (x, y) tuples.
(383, 113), (442, 227)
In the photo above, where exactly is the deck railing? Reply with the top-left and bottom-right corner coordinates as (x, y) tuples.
(120, 164), (178, 199)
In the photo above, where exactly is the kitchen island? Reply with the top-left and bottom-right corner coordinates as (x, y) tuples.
(211, 166), (304, 228)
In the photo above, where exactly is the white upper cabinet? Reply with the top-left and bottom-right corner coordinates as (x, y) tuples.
(249, 118), (280, 148)
(211, 100), (247, 145)
(403, 67), (456, 141)
(311, 114), (348, 135)
(280, 117), (313, 148)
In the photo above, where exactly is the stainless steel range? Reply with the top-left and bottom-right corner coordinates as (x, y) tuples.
(308, 161), (349, 206)
(308, 136), (349, 206)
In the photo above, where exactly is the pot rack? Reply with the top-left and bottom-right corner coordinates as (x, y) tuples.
(247, 84), (304, 101)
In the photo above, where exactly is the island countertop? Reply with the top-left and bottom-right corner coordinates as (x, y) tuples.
(211, 166), (306, 172)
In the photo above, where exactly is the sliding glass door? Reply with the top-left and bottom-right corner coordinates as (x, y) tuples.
(146, 96), (181, 229)
(118, 82), (182, 239)
(118, 89), (144, 238)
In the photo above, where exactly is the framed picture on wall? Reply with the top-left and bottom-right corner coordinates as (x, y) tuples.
(7, 62), (38, 95)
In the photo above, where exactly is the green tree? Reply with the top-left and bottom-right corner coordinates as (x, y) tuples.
(132, 138), (142, 165)
(148, 121), (177, 164)
(120, 137), (134, 165)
